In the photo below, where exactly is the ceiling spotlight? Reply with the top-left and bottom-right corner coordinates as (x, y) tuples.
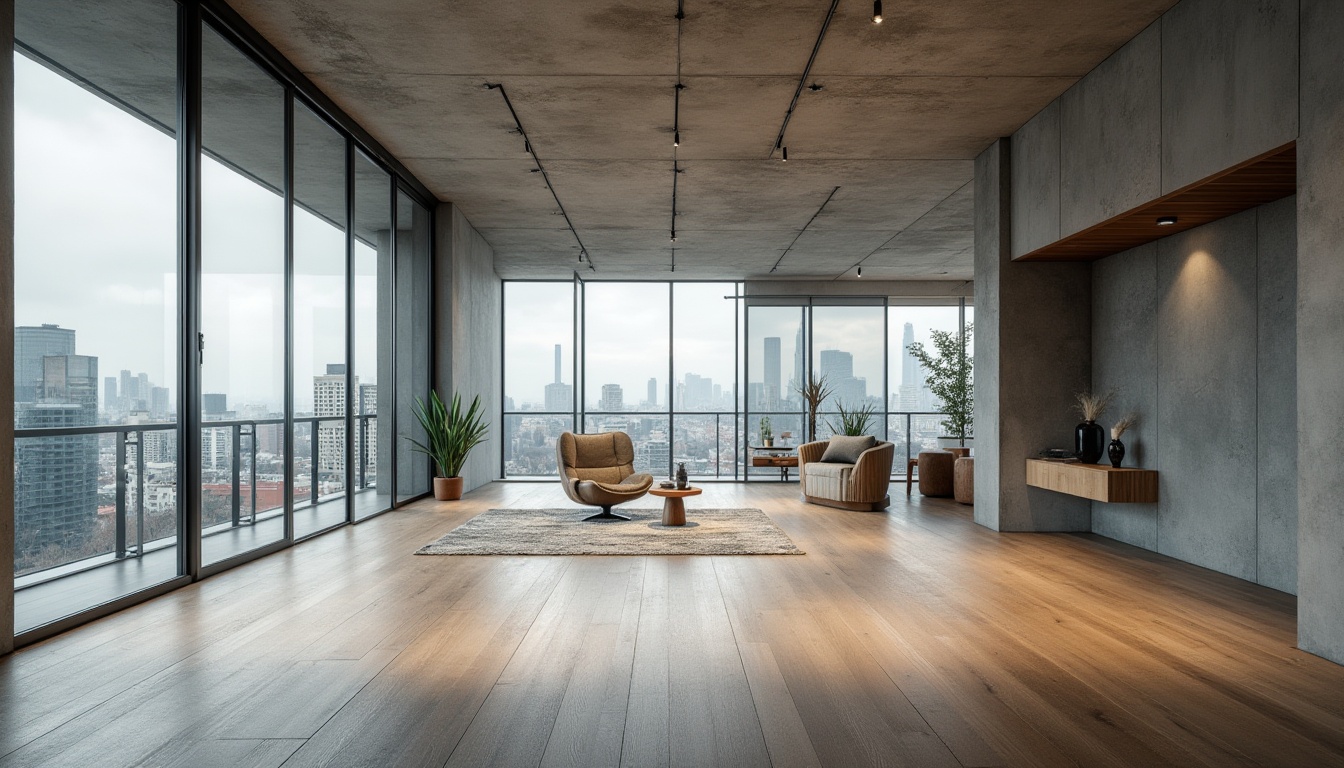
(578, 251), (585, 262)
(529, 168), (541, 173)
(524, 139), (531, 153)
(857, 265), (864, 277)
(670, 230), (677, 243)
(808, 83), (824, 91)
(1156, 215), (1178, 226)
(674, 131), (680, 147)
(782, 146), (789, 162)
(872, 0), (883, 24)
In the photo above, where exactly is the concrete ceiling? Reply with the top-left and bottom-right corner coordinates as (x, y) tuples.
(145, 1), (1190, 279)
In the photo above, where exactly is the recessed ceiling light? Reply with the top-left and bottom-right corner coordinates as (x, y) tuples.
(1157, 215), (1178, 226)
(872, 0), (883, 24)
(674, 131), (680, 147)
(857, 266), (863, 277)
(782, 146), (788, 162)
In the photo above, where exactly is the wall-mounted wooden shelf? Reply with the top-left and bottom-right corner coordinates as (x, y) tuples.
(1026, 459), (1158, 503)
(1014, 142), (1296, 262)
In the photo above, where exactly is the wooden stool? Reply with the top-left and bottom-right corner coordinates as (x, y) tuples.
(917, 451), (955, 497)
(905, 458), (919, 495)
(954, 457), (975, 505)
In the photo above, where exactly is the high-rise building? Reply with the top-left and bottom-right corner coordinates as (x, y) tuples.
(899, 322), (927, 411)
(104, 376), (119, 414)
(14, 324), (76, 402)
(543, 344), (572, 411)
(150, 387), (170, 419)
(819, 349), (867, 407)
(600, 384), (623, 412)
(202, 393), (229, 418)
(683, 373), (713, 410)
(15, 351), (100, 550)
(358, 384), (378, 484)
(646, 378), (657, 408)
(763, 337), (781, 410)
(120, 369), (139, 410)
(791, 324), (805, 402)
(314, 364), (354, 481)
(142, 429), (178, 464)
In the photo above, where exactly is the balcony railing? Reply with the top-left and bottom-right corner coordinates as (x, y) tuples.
(13, 413), (380, 589)
(502, 409), (954, 480)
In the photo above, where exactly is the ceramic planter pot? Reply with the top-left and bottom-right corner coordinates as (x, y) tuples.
(434, 476), (464, 501)
(936, 436), (973, 450)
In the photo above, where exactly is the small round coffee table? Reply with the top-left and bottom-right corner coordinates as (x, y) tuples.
(648, 486), (701, 526)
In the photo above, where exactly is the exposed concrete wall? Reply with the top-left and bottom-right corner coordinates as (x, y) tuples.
(1008, 101), (1059, 259)
(1160, 0), (1298, 193)
(1061, 21), (1161, 236)
(975, 138), (1093, 532)
(1090, 242), (1159, 550)
(1010, 0), (1298, 242)
(1091, 200), (1297, 593)
(435, 203), (502, 492)
(1, 0), (14, 656)
(1297, 0), (1344, 665)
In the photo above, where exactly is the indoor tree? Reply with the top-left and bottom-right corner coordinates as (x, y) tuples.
(907, 323), (974, 447)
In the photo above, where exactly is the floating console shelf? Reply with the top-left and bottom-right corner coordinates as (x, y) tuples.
(1014, 142), (1296, 262)
(1026, 459), (1158, 504)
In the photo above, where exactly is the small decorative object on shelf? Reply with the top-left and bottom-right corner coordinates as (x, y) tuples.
(1109, 412), (1137, 468)
(1073, 390), (1113, 464)
(659, 480), (676, 490)
(675, 462), (689, 490)
(779, 431), (793, 447)
(760, 416), (773, 447)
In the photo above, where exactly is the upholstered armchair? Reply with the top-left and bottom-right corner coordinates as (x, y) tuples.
(798, 438), (895, 511)
(556, 431), (655, 521)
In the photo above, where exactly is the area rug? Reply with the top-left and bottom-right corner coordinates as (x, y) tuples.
(416, 507), (803, 556)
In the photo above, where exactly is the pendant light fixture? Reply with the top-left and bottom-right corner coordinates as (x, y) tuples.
(857, 265), (863, 277)
(872, 0), (883, 24)
(674, 131), (680, 147)
(782, 146), (789, 162)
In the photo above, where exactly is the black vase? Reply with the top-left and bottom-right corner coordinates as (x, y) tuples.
(675, 462), (688, 490)
(1075, 420), (1106, 464)
(1108, 439), (1125, 468)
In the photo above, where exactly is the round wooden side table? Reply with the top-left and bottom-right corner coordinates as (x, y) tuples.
(648, 486), (701, 526)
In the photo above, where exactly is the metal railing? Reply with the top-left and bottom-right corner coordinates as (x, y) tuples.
(501, 409), (954, 480)
(13, 413), (380, 587)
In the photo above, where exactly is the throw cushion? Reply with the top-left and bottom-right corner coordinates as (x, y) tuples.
(820, 435), (876, 464)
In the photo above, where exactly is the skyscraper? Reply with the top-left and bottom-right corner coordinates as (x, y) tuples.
(763, 337), (781, 410)
(543, 344), (573, 411)
(15, 352), (99, 549)
(819, 349), (867, 407)
(899, 322), (927, 411)
(202, 393), (229, 418)
(104, 376), (119, 414)
(358, 384), (378, 485)
(150, 387), (170, 419)
(600, 384), (624, 412)
(646, 378), (657, 408)
(314, 364), (354, 481)
(14, 324), (75, 402)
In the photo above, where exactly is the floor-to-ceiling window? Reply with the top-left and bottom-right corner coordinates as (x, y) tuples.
(199, 21), (287, 566)
(10, 0), (436, 643)
(502, 282), (575, 478)
(292, 101), (349, 539)
(500, 282), (970, 481)
(12, 0), (181, 633)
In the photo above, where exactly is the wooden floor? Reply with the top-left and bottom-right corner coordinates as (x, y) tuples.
(2, 482), (1343, 767)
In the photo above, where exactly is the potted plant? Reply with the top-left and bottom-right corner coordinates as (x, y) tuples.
(828, 401), (878, 437)
(760, 416), (774, 447)
(907, 324), (974, 449)
(407, 390), (490, 501)
(794, 373), (834, 443)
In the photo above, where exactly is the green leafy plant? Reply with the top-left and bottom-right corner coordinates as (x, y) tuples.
(794, 373), (834, 442)
(828, 401), (879, 437)
(759, 416), (773, 442)
(406, 391), (490, 478)
(907, 323), (974, 444)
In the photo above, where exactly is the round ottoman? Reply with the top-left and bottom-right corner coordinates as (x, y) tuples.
(954, 457), (975, 505)
(917, 450), (955, 497)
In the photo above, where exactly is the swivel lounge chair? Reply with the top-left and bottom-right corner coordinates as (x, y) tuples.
(556, 431), (655, 521)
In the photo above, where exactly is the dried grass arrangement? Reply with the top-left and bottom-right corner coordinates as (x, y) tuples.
(1074, 390), (1114, 422)
(1111, 413), (1138, 440)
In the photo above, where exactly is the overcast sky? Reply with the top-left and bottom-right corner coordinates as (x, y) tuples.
(15, 52), (375, 415)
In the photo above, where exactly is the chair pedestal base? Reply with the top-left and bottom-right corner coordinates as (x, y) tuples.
(583, 506), (630, 522)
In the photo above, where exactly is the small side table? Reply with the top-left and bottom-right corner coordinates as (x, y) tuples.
(750, 446), (799, 481)
(648, 486), (702, 526)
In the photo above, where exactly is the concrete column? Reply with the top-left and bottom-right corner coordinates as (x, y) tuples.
(973, 138), (1093, 532)
(1297, 0), (1344, 665)
(434, 203), (501, 492)
(1, 0), (14, 655)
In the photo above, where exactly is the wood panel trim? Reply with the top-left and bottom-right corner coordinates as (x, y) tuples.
(1014, 142), (1296, 262)
(1025, 459), (1158, 503)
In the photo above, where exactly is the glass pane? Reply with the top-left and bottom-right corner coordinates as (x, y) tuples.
(503, 414), (573, 478)
(583, 283), (669, 413)
(672, 414), (736, 479)
(746, 413), (803, 479)
(746, 306), (805, 415)
(352, 152), (393, 518)
(888, 305), (961, 417)
(200, 22), (286, 565)
(293, 103), (348, 539)
(672, 283), (735, 412)
(504, 283), (574, 413)
(812, 306), (884, 416)
(12, 0), (180, 632)
(886, 415), (913, 476)
(584, 415), (671, 478)
(395, 192), (432, 503)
